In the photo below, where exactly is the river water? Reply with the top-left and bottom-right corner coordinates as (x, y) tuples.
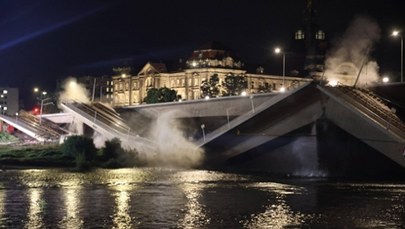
(0, 168), (404, 228)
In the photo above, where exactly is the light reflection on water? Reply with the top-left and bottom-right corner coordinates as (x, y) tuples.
(27, 188), (44, 229)
(0, 168), (404, 228)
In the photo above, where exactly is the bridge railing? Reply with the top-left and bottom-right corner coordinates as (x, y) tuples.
(61, 102), (157, 153)
(324, 85), (405, 140)
(64, 103), (136, 138)
(70, 101), (131, 134)
(199, 81), (313, 145)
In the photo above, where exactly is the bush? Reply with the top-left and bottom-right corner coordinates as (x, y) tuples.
(61, 135), (97, 168)
(99, 138), (143, 168)
(100, 138), (124, 161)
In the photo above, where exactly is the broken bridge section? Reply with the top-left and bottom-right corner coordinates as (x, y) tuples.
(60, 101), (156, 154)
(318, 85), (405, 168)
(200, 82), (405, 169)
(0, 111), (69, 142)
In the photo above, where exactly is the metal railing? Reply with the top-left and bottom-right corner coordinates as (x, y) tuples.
(325, 85), (405, 140)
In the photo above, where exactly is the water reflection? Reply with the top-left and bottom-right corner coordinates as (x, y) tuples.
(178, 183), (208, 228)
(244, 182), (315, 228)
(174, 170), (224, 228)
(26, 188), (44, 229)
(0, 169), (404, 228)
(0, 186), (4, 225)
(62, 187), (83, 228)
(111, 186), (132, 228)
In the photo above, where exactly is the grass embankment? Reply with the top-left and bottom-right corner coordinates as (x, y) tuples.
(0, 144), (75, 168)
(0, 136), (143, 170)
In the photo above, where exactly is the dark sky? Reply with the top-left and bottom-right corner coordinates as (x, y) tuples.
(0, 0), (404, 106)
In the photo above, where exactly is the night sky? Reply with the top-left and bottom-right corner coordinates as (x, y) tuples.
(0, 0), (404, 107)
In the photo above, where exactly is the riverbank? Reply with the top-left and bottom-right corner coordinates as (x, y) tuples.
(0, 144), (75, 169)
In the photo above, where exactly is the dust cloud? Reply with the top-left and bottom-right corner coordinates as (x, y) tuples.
(324, 16), (381, 87)
(144, 110), (204, 168)
(58, 77), (90, 103)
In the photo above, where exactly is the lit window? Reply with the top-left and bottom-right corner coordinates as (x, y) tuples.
(3, 107), (7, 110)
(316, 30), (325, 40)
(295, 30), (305, 40)
(106, 88), (109, 92)
(111, 81), (114, 86)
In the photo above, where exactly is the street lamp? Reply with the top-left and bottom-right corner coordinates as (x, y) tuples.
(34, 88), (49, 125)
(201, 124), (206, 142)
(39, 91), (47, 124)
(274, 47), (286, 92)
(392, 30), (403, 82)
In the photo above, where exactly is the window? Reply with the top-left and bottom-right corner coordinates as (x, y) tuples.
(316, 30), (325, 40)
(295, 30), (304, 40)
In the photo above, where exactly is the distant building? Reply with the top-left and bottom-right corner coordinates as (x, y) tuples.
(112, 42), (307, 106)
(76, 75), (114, 104)
(289, 0), (329, 77)
(0, 87), (19, 115)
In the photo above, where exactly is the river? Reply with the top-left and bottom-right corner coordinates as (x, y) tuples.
(0, 168), (404, 228)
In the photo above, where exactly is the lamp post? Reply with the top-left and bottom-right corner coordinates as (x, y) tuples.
(34, 88), (49, 125)
(201, 124), (206, 142)
(392, 30), (403, 82)
(39, 91), (47, 125)
(274, 47), (286, 92)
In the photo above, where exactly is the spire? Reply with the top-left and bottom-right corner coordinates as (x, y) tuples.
(304, 0), (315, 25)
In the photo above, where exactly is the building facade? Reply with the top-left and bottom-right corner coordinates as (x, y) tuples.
(76, 75), (114, 104)
(112, 43), (307, 107)
(0, 87), (19, 115)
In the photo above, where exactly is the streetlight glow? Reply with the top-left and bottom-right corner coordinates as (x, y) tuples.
(392, 29), (403, 82)
(382, 76), (390, 83)
(274, 46), (286, 89)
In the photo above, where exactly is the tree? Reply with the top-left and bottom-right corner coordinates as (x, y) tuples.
(61, 135), (97, 170)
(144, 88), (160, 103)
(222, 74), (248, 96)
(200, 74), (221, 98)
(144, 87), (178, 104)
(258, 83), (271, 93)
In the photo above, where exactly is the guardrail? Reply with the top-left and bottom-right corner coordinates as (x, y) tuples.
(199, 81), (313, 145)
(322, 85), (405, 141)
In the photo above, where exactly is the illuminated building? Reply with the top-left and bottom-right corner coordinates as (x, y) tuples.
(0, 87), (19, 115)
(112, 42), (304, 106)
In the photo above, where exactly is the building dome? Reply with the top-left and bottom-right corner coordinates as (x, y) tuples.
(186, 41), (243, 69)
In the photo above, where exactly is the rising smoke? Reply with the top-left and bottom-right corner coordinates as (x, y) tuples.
(58, 77), (90, 103)
(145, 110), (204, 168)
(58, 77), (204, 167)
(324, 16), (381, 87)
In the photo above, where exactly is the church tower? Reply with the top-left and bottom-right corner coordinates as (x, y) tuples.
(290, 0), (328, 77)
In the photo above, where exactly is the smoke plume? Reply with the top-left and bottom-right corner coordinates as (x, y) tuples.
(145, 110), (204, 168)
(324, 16), (381, 87)
(58, 77), (90, 103)
(58, 77), (91, 141)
